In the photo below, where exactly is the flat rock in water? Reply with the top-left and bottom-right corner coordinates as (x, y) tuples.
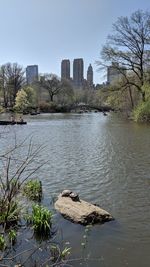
(55, 194), (113, 225)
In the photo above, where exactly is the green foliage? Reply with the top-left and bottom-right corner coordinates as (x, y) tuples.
(0, 234), (6, 250)
(106, 93), (120, 109)
(50, 245), (71, 263)
(0, 231), (16, 251)
(14, 89), (29, 112)
(133, 100), (150, 122)
(105, 90), (123, 110)
(61, 247), (71, 259)
(8, 229), (17, 244)
(27, 204), (53, 235)
(0, 200), (20, 225)
(142, 83), (150, 101)
(24, 86), (37, 107)
(14, 86), (36, 112)
(23, 179), (42, 201)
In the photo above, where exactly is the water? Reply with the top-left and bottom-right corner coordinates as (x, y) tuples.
(0, 112), (150, 267)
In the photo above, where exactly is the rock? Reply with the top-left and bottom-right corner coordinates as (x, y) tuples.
(55, 192), (113, 225)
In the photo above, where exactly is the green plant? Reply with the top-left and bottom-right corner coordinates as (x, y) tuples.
(133, 100), (150, 122)
(0, 234), (6, 250)
(27, 204), (53, 235)
(8, 229), (17, 245)
(50, 245), (71, 263)
(0, 200), (20, 225)
(23, 180), (42, 201)
(61, 247), (71, 259)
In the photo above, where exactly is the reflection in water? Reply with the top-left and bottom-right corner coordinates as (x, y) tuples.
(0, 113), (150, 267)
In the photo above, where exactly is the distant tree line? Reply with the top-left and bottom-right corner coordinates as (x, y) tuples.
(0, 64), (98, 113)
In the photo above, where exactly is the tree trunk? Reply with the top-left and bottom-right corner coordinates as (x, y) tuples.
(50, 94), (54, 102)
(128, 86), (134, 108)
(142, 91), (145, 102)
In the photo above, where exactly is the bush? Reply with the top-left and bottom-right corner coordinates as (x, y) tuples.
(0, 200), (20, 226)
(26, 204), (53, 236)
(38, 101), (57, 112)
(23, 180), (42, 201)
(133, 100), (150, 122)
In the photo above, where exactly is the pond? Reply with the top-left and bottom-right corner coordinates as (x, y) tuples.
(0, 112), (150, 267)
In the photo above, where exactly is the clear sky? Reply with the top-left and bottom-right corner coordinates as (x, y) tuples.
(0, 0), (149, 84)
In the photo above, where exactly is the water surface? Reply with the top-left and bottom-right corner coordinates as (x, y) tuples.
(0, 112), (150, 267)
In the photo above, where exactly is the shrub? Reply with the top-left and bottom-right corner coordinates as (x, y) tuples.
(23, 180), (42, 201)
(0, 200), (20, 226)
(26, 204), (53, 236)
(38, 101), (57, 112)
(133, 100), (150, 122)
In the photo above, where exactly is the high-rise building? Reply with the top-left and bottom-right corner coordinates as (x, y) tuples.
(61, 59), (70, 80)
(87, 64), (93, 87)
(26, 65), (38, 85)
(107, 62), (126, 85)
(73, 58), (84, 88)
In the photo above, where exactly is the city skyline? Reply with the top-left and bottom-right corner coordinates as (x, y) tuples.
(61, 58), (94, 88)
(0, 0), (149, 84)
(25, 59), (93, 86)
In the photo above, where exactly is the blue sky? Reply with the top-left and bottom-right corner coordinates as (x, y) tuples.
(0, 0), (149, 84)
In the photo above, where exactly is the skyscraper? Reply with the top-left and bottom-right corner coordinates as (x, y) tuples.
(61, 59), (70, 80)
(87, 64), (93, 87)
(73, 58), (84, 88)
(107, 62), (126, 85)
(26, 65), (38, 85)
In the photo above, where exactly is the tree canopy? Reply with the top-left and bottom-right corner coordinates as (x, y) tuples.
(39, 74), (62, 102)
(0, 63), (25, 107)
(98, 10), (150, 101)
(14, 86), (36, 112)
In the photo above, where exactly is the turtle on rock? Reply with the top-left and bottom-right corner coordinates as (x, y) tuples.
(61, 190), (72, 197)
(61, 190), (80, 202)
(70, 192), (80, 202)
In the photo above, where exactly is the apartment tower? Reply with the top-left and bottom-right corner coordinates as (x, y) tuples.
(61, 59), (70, 80)
(87, 64), (93, 87)
(107, 62), (126, 85)
(73, 58), (84, 88)
(26, 65), (38, 85)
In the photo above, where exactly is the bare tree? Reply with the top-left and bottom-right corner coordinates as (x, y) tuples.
(39, 74), (62, 102)
(0, 63), (25, 107)
(57, 78), (74, 105)
(0, 65), (9, 108)
(98, 10), (150, 102)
